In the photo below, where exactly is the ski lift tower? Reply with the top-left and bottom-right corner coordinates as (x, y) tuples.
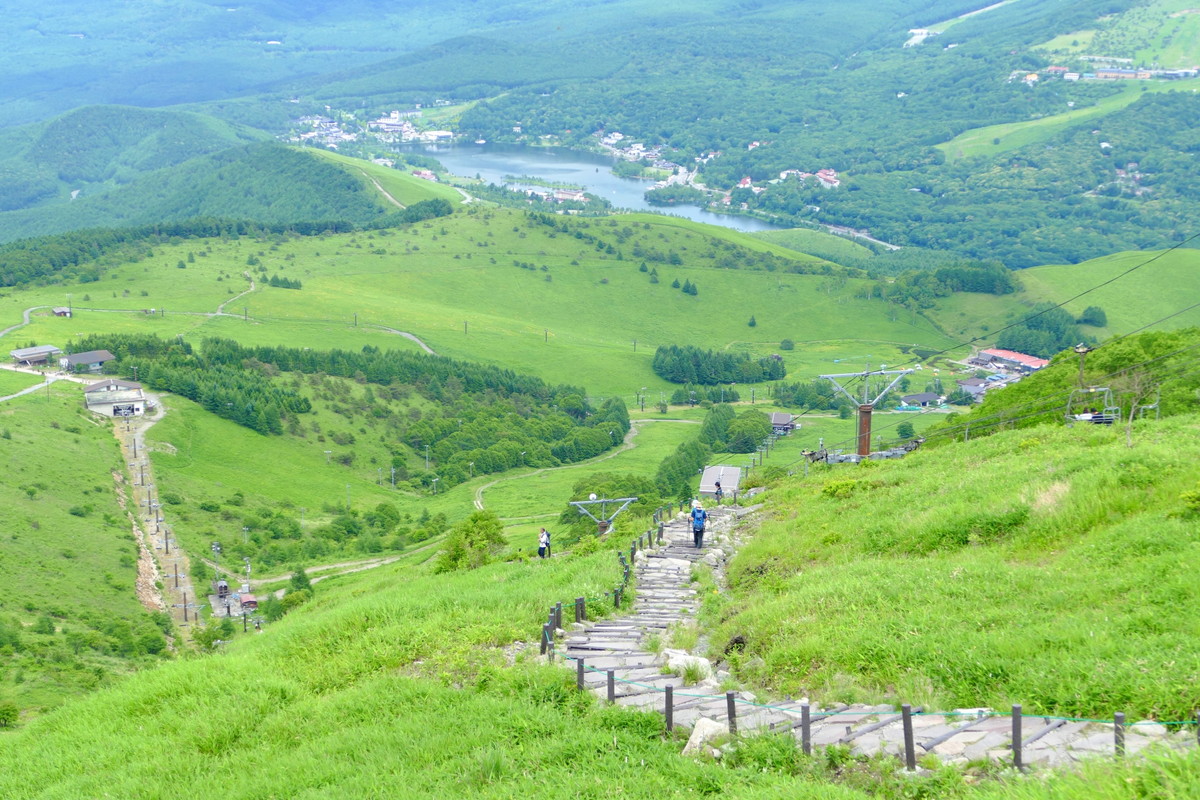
(568, 493), (638, 535)
(820, 367), (914, 456)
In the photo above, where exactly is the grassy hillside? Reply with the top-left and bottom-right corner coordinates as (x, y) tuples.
(0, 208), (960, 397)
(306, 149), (465, 206)
(935, 79), (1200, 162)
(717, 414), (1200, 719)
(933, 247), (1200, 341)
(2, 417), (1200, 797)
(0, 143), (419, 244)
(1037, 0), (1200, 69)
(0, 106), (265, 214)
(752, 227), (876, 265)
(0, 383), (171, 719)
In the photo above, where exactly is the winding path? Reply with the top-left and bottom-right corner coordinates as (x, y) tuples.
(473, 419), (701, 512)
(0, 305), (48, 338)
(214, 273), (257, 316)
(361, 170), (406, 209)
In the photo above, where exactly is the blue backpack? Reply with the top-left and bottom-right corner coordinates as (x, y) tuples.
(691, 507), (707, 531)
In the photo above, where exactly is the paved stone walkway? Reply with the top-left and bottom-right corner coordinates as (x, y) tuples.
(559, 507), (1196, 770)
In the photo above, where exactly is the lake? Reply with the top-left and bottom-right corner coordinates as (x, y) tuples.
(404, 142), (784, 233)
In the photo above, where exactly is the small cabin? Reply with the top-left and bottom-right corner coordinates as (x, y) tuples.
(239, 594), (258, 611)
(216, 580), (230, 598)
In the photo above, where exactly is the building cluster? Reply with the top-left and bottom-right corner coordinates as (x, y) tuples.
(778, 168), (841, 189)
(290, 115), (359, 149)
(8, 345), (148, 418)
(285, 108), (456, 150)
(596, 132), (682, 171)
(1013, 65), (1198, 85)
(897, 348), (1049, 410)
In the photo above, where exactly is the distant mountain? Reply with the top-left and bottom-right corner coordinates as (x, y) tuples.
(0, 106), (266, 215)
(0, 142), (406, 243)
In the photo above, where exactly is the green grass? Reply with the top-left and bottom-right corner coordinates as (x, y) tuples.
(0, 370), (44, 396)
(3, 416), (1200, 797)
(752, 227), (875, 263)
(932, 247), (1200, 341)
(716, 414), (1200, 719)
(1037, 0), (1200, 69)
(0, 207), (959, 398)
(307, 149), (464, 206)
(0, 522), (872, 800)
(481, 419), (699, 528)
(937, 80), (1200, 162)
(0, 385), (170, 717)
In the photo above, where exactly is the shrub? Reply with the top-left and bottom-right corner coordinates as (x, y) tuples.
(779, 339), (794, 350)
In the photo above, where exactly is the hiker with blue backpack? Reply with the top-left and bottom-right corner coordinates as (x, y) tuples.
(691, 502), (707, 548)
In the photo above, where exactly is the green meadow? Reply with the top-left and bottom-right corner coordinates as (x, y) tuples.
(753, 227), (875, 264)
(0, 370), (43, 396)
(1038, 0), (1200, 69)
(2, 412), (1200, 797)
(0, 207), (959, 397)
(933, 247), (1200, 341)
(307, 148), (464, 206)
(0, 385), (169, 717)
(718, 416), (1200, 720)
(936, 80), (1200, 162)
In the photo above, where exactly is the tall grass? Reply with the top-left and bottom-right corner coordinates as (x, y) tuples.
(717, 416), (1200, 719)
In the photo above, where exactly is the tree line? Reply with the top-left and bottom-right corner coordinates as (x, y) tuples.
(652, 344), (786, 385)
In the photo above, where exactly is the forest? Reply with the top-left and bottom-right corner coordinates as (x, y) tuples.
(652, 345), (786, 385)
(81, 334), (631, 492)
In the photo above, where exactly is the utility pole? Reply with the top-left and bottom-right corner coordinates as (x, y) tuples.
(1073, 343), (1093, 388)
(821, 367), (913, 457)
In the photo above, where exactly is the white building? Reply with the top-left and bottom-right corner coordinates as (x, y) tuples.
(84, 379), (146, 418)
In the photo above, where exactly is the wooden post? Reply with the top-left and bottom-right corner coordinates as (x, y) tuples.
(658, 522), (664, 544)
(1012, 704), (1022, 771)
(801, 703), (811, 755)
(577, 658), (585, 690)
(665, 686), (675, 731)
(540, 623), (549, 655)
(607, 670), (615, 703)
(726, 692), (738, 736)
(555, 602), (563, 630)
(614, 587), (621, 610)
(902, 704), (916, 771)
(1115, 712), (1125, 757)
(182, 591), (188, 622)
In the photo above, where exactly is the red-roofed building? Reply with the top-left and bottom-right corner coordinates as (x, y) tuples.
(978, 348), (1049, 372)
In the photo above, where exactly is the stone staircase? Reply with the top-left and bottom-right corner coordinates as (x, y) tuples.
(558, 506), (1196, 768)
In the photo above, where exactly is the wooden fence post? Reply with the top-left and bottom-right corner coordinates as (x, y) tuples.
(576, 658), (585, 690)
(666, 685), (674, 732)
(902, 704), (916, 771)
(727, 692), (738, 736)
(1115, 712), (1125, 757)
(1012, 704), (1022, 771)
(607, 670), (615, 703)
